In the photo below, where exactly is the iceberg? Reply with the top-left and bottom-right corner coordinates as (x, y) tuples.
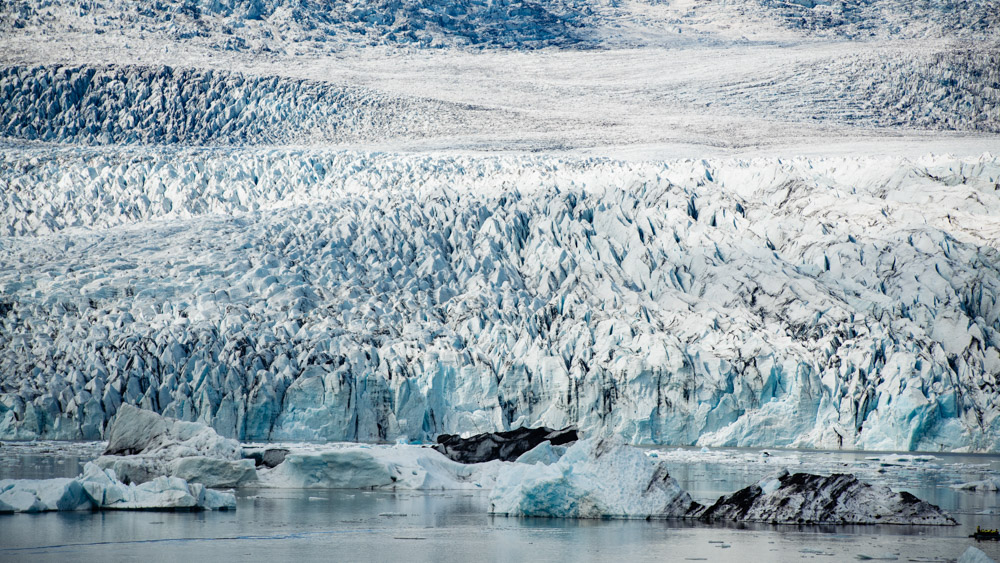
(515, 441), (566, 466)
(433, 427), (578, 464)
(257, 443), (502, 491)
(0, 477), (91, 513)
(488, 438), (700, 518)
(694, 469), (957, 525)
(490, 440), (957, 525)
(0, 462), (235, 512)
(952, 477), (1000, 492)
(94, 405), (255, 487)
(961, 547), (998, 563)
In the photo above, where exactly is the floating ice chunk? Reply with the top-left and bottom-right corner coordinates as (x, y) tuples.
(959, 547), (997, 563)
(169, 456), (257, 489)
(260, 449), (394, 489)
(257, 443), (501, 490)
(0, 462), (234, 512)
(104, 405), (242, 460)
(489, 437), (699, 519)
(695, 471), (956, 525)
(952, 477), (1000, 492)
(0, 477), (90, 512)
(96, 405), (254, 487)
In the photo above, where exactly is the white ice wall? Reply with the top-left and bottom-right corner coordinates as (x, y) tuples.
(1, 148), (998, 451)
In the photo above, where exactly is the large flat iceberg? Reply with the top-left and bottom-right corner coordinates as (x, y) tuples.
(0, 462), (235, 513)
(257, 442), (502, 491)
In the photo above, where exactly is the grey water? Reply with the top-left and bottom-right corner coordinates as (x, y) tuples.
(2, 443), (1000, 562)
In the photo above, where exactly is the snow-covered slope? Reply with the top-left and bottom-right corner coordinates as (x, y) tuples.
(1, 147), (998, 451)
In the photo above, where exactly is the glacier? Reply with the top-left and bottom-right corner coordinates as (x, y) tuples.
(0, 0), (998, 457)
(1, 147), (999, 451)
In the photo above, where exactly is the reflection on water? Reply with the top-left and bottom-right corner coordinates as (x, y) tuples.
(2, 443), (1000, 562)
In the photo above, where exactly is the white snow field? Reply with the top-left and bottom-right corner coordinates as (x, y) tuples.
(0, 0), (998, 454)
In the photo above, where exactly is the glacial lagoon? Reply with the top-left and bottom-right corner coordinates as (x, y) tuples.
(2, 442), (999, 562)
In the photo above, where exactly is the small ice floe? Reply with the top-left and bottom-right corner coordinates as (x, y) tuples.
(952, 477), (1000, 492)
(959, 546), (997, 563)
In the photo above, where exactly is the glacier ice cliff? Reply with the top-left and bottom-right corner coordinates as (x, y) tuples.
(0, 148), (999, 451)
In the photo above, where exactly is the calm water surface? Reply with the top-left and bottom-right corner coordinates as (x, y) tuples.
(2, 442), (999, 562)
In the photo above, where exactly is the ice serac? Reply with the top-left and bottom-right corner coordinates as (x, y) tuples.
(95, 405), (255, 487)
(488, 438), (700, 518)
(0, 462), (235, 512)
(433, 427), (578, 463)
(1, 150), (999, 453)
(0, 0), (586, 50)
(694, 469), (957, 525)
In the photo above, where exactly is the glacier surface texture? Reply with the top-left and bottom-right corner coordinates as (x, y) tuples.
(1, 148), (999, 451)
